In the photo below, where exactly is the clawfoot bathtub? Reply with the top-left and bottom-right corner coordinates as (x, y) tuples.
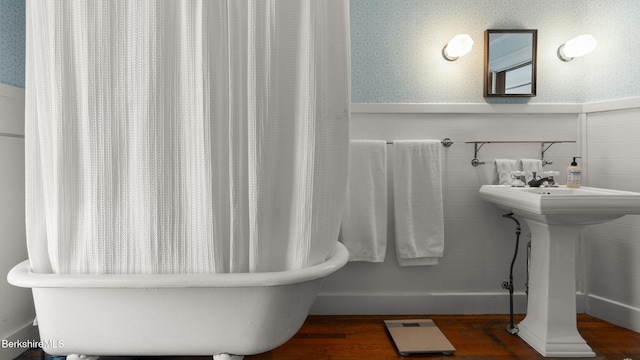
(8, 242), (349, 359)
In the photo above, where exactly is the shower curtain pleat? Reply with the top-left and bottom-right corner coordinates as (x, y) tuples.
(25, 0), (350, 274)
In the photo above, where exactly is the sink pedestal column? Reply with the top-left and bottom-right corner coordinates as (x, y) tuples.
(517, 219), (595, 357)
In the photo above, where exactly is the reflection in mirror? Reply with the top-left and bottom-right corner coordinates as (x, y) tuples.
(484, 29), (537, 97)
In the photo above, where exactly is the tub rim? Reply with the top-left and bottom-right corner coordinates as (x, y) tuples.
(7, 242), (349, 289)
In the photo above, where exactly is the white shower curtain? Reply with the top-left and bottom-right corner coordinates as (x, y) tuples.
(25, 0), (350, 274)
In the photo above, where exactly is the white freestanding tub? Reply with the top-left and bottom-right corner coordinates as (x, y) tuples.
(7, 242), (349, 359)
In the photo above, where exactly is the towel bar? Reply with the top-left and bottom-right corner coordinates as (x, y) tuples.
(386, 138), (454, 147)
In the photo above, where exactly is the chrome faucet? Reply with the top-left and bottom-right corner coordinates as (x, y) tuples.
(528, 172), (558, 187)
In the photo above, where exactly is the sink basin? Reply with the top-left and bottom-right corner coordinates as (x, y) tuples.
(479, 185), (640, 225)
(480, 184), (640, 357)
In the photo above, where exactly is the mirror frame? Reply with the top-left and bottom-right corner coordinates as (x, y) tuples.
(484, 29), (538, 98)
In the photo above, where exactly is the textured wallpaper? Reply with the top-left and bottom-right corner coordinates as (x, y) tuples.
(0, 0), (25, 88)
(2, 1), (639, 100)
(350, 0), (640, 104)
(584, 0), (640, 102)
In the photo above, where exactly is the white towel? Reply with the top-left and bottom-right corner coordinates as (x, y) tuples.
(495, 159), (518, 185)
(392, 140), (444, 266)
(339, 140), (388, 262)
(520, 159), (543, 183)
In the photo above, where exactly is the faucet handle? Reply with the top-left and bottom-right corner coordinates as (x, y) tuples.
(542, 171), (560, 187)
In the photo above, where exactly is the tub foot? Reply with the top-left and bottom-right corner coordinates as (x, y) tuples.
(66, 355), (99, 360)
(213, 354), (244, 360)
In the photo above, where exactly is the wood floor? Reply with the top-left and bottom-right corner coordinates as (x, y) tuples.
(15, 314), (640, 360)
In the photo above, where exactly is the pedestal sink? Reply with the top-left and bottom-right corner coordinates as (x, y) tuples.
(479, 185), (640, 357)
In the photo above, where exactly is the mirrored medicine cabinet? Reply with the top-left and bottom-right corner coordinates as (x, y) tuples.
(484, 29), (537, 97)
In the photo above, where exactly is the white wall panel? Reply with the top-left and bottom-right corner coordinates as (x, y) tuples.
(584, 104), (640, 332)
(313, 107), (580, 314)
(0, 85), (37, 360)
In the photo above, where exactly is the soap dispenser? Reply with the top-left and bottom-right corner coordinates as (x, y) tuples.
(566, 157), (582, 188)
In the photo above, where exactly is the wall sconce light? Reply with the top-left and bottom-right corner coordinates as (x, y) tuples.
(557, 34), (597, 62)
(442, 34), (474, 61)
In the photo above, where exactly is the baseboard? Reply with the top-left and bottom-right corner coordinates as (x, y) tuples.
(586, 294), (640, 333)
(1, 320), (39, 360)
(310, 292), (529, 315)
(311, 292), (587, 315)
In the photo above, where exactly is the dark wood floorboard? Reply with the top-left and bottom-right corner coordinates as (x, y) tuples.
(15, 314), (640, 360)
